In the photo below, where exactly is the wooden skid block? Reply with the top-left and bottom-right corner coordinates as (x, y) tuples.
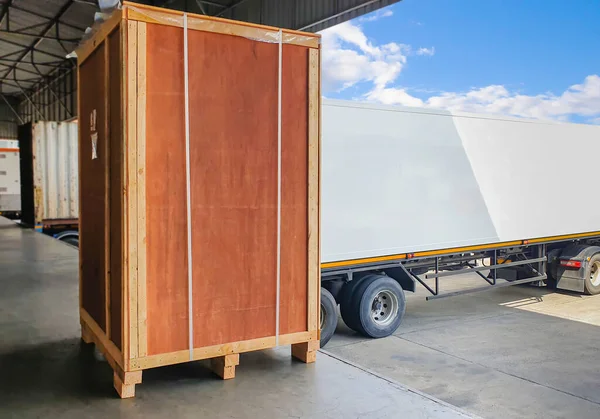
(114, 372), (138, 399)
(291, 341), (319, 364)
(210, 354), (240, 380)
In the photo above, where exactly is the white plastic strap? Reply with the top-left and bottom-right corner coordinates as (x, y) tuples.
(275, 29), (282, 346)
(183, 13), (194, 361)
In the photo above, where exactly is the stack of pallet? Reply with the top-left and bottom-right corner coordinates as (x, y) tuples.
(76, 2), (320, 398)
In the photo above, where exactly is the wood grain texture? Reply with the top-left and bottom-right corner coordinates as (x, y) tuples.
(279, 44), (309, 335)
(144, 23), (189, 355)
(120, 20), (129, 363)
(80, 308), (124, 368)
(307, 47), (320, 333)
(76, 9), (123, 65)
(79, 43), (108, 331)
(108, 27), (123, 350)
(128, 331), (316, 370)
(187, 30), (278, 347)
(136, 21), (148, 358)
(122, 2), (320, 48)
(126, 20), (139, 360)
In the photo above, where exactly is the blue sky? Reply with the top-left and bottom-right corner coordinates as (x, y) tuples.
(320, 0), (600, 123)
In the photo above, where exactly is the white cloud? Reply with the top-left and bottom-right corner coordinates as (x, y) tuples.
(320, 21), (409, 92)
(416, 47), (435, 56)
(360, 8), (394, 22)
(320, 21), (600, 123)
(370, 76), (600, 122)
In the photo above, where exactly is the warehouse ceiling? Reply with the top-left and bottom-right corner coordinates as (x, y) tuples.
(0, 0), (401, 97)
(0, 0), (96, 96)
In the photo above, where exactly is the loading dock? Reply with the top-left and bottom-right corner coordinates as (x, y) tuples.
(0, 216), (473, 418)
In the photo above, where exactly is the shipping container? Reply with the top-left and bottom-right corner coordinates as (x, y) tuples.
(18, 121), (79, 245)
(76, 2), (320, 398)
(0, 139), (20, 217)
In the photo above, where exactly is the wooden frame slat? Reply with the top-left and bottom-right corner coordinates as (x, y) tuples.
(77, 10), (123, 65)
(122, 2), (320, 49)
(126, 19), (139, 360)
(136, 21), (148, 359)
(307, 48), (320, 333)
(119, 20), (130, 369)
(129, 331), (317, 370)
(104, 39), (111, 339)
(81, 307), (124, 367)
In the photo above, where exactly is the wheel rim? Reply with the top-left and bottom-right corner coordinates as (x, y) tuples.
(370, 290), (398, 327)
(590, 261), (600, 287)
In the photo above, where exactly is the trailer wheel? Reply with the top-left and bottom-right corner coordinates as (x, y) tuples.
(55, 231), (79, 248)
(339, 274), (375, 332)
(320, 287), (337, 348)
(348, 275), (406, 338)
(61, 236), (79, 247)
(584, 254), (600, 295)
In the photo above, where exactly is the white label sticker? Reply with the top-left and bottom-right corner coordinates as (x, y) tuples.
(90, 108), (98, 160)
(90, 109), (97, 132)
(91, 132), (98, 160)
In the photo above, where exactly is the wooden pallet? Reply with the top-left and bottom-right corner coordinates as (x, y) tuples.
(76, 2), (321, 398)
(81, 310), (318, 397)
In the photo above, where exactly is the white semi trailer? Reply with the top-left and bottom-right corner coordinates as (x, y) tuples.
(318, 99), (600, 347)
(0, 139), (20, 219)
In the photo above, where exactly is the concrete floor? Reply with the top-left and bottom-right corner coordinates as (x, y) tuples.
(326, 271), (600, 419)
(0, 217), (473, 419)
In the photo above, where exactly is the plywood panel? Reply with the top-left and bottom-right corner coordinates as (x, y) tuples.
(279, 44), (309, 335)
(79, 44), (107, 331)
(144, 23), (189, 355)
(188, 30), (278, 347)
(108, 27), (123, 350)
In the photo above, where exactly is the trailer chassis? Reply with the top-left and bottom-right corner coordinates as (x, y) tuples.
(318, 236), (600, 347)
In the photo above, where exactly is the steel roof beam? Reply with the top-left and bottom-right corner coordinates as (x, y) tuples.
(0, 0), (13, 29)
(198, 0), (227, 8)
(9, 4), (87, 33)
(0, 29), (80, 42)
(9, 21), (49, 33)
(0, 1), (76, 83)
(0, 62), (41, 77)
(215, 0), (251, 17)
(0, 92), (24, 124)
(0, 38), (67, 60)
(0, 58), (65, 67)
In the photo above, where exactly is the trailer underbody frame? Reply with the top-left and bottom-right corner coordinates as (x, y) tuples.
(321, 234), (600, 299)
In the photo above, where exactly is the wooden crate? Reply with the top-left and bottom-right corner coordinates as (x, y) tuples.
(76, 2), (320, 398)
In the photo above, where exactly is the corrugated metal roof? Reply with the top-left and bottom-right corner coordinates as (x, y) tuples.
(1, 0), (401, 102)
(133, 0), (401, 32)
(0, 97), (19, 138)
(0, 0), (95, 96)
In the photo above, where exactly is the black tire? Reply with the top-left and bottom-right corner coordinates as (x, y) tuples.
(339, 274), (376, 332)
(319, 288), (337, 348)
(62, 237), (79, 247)
(584, 254), (600, 295)
(347, 275), (406, 338)
(55, 231), (79, 248)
